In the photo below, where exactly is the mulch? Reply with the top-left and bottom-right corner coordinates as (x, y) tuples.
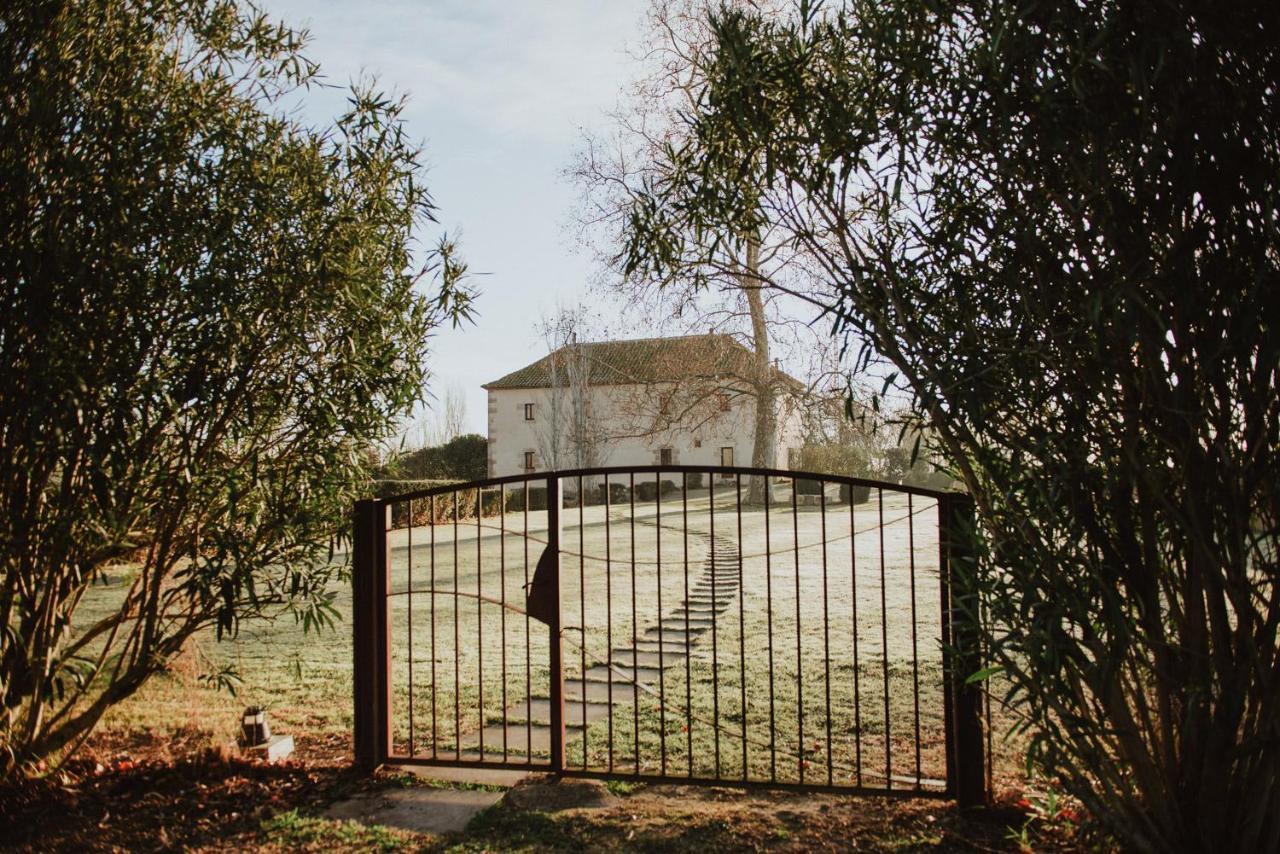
(0, 730), (359, 853)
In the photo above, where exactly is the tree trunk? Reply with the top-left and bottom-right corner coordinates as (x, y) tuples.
(740, 237), (776, 503)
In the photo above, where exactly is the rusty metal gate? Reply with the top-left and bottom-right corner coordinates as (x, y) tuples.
(352, 466), (988, 805)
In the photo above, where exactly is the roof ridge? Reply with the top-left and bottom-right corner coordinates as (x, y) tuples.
(563, 332), (739, 348)
(482, 333), (799, 391)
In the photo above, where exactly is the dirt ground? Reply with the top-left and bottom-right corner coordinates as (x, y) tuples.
(0, 727), (1093, 853)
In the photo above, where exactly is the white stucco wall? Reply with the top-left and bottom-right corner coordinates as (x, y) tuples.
(486, 382), (803, 478)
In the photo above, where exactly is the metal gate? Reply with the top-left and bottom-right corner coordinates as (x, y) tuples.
(352, 466), (987, 805)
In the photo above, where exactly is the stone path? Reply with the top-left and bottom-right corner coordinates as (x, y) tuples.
(459, 520), (742, 761)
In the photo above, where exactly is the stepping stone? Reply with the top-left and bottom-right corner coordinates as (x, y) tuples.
(564, 679), (641, 703)
(680, 597), (730, 607)
(658, 617), (715, 632)
(610, 649), (686, 667)
(632, 639), (690, 654)
(463, 722), (581, 756)
(691, 586), (738, 597)
(695, 582), (739, 592)
(584, 664), (663, 683)
(508, 698), (613, 726)
(642, 626), (704, 644)
(665, 612), (727, 624)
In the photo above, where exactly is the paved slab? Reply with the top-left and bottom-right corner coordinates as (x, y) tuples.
(462, 722), (582, 755)
(509, 697), (613, 725)
(325, 786), (503, 836)
(564, 678), (641, 702)
(584, 663), (663, 683)
(610, 649), (687, 667)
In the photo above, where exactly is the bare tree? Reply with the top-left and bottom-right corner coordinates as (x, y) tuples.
(568, 0), (836, 497)
(441, 385), (467, 443)
(409, 384), (468, 450)
(534, 308), (611, 491)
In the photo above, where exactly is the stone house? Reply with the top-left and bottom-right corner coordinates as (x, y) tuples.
(483, 334), (805, 479)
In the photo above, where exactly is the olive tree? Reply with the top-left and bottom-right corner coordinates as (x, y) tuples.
(0, 0), (472, 777)
(621, 0), (1279, 849)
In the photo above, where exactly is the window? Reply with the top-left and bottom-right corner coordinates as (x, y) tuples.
(717, 392), (731, 412)
(693, 438), (702, 448)
(523, 450), (535, 471)
(659, 448), (673, 467)
(524, 402), (535, 421)
(720, 446), (734, 468)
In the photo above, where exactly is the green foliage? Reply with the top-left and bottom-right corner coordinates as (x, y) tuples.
(0, 0), (472, 777)
(376, 434), (488, 498)
(620, 0), (1279, 850)
(797, 444), (870, 480)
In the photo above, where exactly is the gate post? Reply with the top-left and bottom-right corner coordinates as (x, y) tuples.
(945, 493), (987, 808)
(545, 476), (565, 774)
(353, 499), (391, 771)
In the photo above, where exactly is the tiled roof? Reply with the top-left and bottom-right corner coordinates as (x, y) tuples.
(482, 334), (802, 390)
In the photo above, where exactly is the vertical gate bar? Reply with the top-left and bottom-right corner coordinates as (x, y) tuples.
(909, 493), (921, 788)
(630, 472), (640, 773)
(821, 486), (833, 786)
(353, 499), (382, 770)
(682, 472), (692, 777)
(501, 486), (508, 762)
(850, 492), (862, 786)
(408, 499), (415, 757)
(579, 475), (587, 769)
(656, 472), (666, 776)
(709, 471), (720, 780)
(547, 475), (566, 775)
(431, 499), (438, 759)
(947, 493), (985, 807)
(879, 487), (890, 788)
(938, 494), (956, 795)
(379, 504), (391, 764)
(764, 475), (776, 783)
(477, 486), (484, 761)
(984, 595), (993, 800)
(736, 473), (748, 781)
(605, 474), (614, 773)
(524, 481), (532, 764)
(453, 491), (461, 760)
(792, 479), (804, 784)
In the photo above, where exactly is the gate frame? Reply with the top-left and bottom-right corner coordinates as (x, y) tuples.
(352, 468), (987, 806)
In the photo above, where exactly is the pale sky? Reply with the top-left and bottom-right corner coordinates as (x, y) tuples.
(264, 0), (649, 436)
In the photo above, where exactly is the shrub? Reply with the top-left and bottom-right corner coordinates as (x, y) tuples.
(0, 0), (473, 778)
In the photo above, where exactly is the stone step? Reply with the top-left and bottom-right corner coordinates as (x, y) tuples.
(506, 698), (613, 726)
(609, 649), (687, 667)
(584, 664), (664, 683)
(564, 679), (642, 703)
